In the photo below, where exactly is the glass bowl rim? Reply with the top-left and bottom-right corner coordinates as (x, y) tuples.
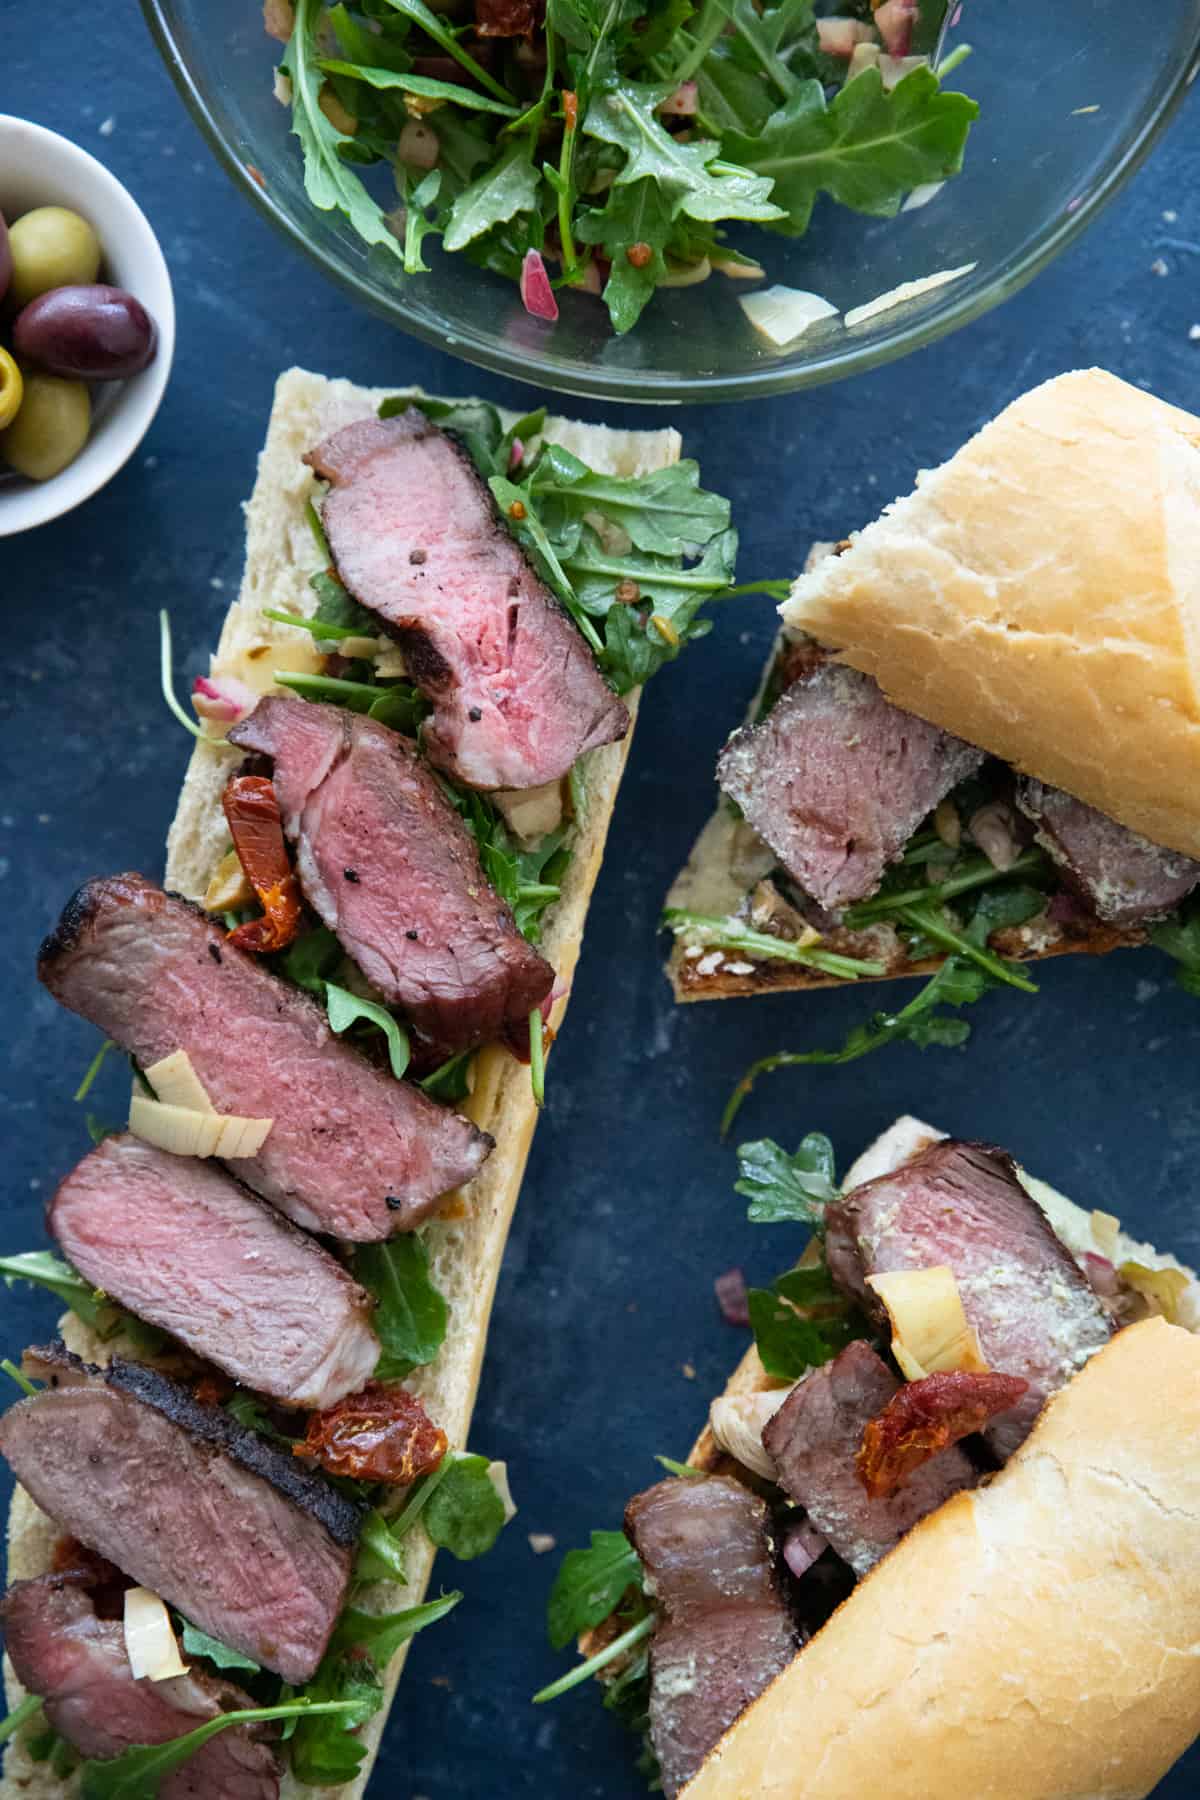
(139, 0), (1200, 405)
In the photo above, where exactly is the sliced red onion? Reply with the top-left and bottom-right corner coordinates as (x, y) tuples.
(660, 80), (699, 116)
(192, 674), (258, 725)
(782, 1518), (828, 1580)
(874, 0), (917, 55)
(714, 1267), (750, 1327)
(508, 437), (525, 473)
(816, 16), (875, 56)
(520, 249), (559, 323)
(1083, 1252), (1121, 1300)
(1047, 889), (1091, 928)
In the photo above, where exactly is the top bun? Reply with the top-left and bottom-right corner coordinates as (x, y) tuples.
(783, 369), (1200, 858)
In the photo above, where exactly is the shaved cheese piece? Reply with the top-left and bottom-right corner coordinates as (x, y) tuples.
(124, 1588), (188, 1682)
(143, 1050), (217, 1115)
(374, 647), (409, 679)
(710, 1386), (795, 1480)
(493, 779), (565, 846)
(338, 635), (388, 660)
(1120, 1261), (1191, 1325)
(1090, 1209), (1121, 1260)
(901, 180), (945, 212)
(203, 848), (255, 915)
(129, 1092), (273, 1160)
(486, 1461), (518, 1524)
(740, 286), (839, 347)
(844, 263), (977, 329)
(866, 1266), (987, 1381)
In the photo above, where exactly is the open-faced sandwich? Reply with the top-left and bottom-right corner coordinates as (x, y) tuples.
(543, 1113), (1200, 1798)
(664, 370), (1200, 1110)
(0, 367), (739, 1796)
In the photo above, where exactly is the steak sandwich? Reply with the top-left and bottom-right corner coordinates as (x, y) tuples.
(3, 369), (737, 1797)
(544, 1116), (1200, 1800)
(666, 370), (1200, 1045)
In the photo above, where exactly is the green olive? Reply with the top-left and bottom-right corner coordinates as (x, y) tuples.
(0, 373), (90, 481)
(8, 206), (102, 307)
(0, 349), (23, 431)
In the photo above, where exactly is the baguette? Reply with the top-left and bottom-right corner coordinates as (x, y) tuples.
(658, 1118), (1200, 1800)
(2, 367), (682, 1799)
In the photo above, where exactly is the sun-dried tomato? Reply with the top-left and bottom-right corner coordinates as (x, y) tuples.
(222, 774), (303, 955)
(295, 1382), (448, 1485)
(474, 0), (540, 36)
(856, 1370), (1029, 1500)
(193, 1373), (232, 1408)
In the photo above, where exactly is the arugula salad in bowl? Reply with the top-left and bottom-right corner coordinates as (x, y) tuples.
(273, 0), (977, 335)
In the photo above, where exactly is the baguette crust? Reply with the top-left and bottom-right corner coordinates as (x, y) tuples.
(783, 368), (1200, 859)
(3, 368), (681, 1800)
(679, 1118), (1200, 1800)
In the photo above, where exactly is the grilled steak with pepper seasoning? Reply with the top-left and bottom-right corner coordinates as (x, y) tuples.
(762, 1342), (979, 1576)
(824, 1140), (1114, 1457)
(3, 1572), (281, 1799)
(50, 1134), (380, 1408)
(0, 1346), (362, 1683)
(37, 874), (491, 1239)
(1016, 777), (1200, 926)
(625, 1475), (799, 1798)
(305, 412), (629, 791)
(228, 696), (554, 1052)
(717, 662), (983, 911)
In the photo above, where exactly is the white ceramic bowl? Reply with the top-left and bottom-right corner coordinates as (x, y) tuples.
(0, 115), (175, 537)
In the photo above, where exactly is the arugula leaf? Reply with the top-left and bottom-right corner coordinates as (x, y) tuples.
(274, 670), (425, 728)
(722, 954), (997, 1134)
(583, 81), (783, 226)
(843, 848), (1048, 926)
(533, 1613), (656, 1703)
(897, 900), (1038, 994)
(696, 43), (775, 136)
(74, 1037), (116, 1102)
(354, 1234), (450, 1380)
(276, 925), (341, 996)
(379, 394), (508, 476)
(655, 1455), (706, 1478)
(332, 1590), (464, 1665)
(576, 178), (673, 333)
(726, 64), (978, 235)
(1151, 899), (1200, 997)
(381, 0), (517, 103)
(79, 1701), (359, 1800)
(443, 141), (542, 252)
(418, 1050), (475, 1102)
(747, 1275), (858, 1378)
(324, 982), (411, 1080)
(284, 0), (404, 263)
(734, 1134), (837, 1224)
(287, 1655), (384, 1787)
(0, 1695), (42, 1747)
(320, 60), (522, 117)
(529, 448), (731, 558)
(423, 1453), (510, 1559)
(0, 1251), (118, 1334)
(400, 167), (443, 275)
(663, 908), (885, 981)
(489, 474), (606, 655)
(178, 1622), (261, 1674)
(547, 1530), (643, 1649)
(722, 0), (820, 100)
(355, 1508), (410, 1584)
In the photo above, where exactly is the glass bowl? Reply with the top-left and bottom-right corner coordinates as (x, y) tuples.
(141, 0), (1200, 403)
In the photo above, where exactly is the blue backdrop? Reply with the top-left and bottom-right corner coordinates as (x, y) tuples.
(3, 7), (1200, 1795)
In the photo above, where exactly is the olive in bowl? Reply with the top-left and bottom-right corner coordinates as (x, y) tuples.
(13, 285), (157, 380)
(0, 113), (174, 536)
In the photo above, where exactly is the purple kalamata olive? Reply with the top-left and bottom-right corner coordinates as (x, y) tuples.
(12, 284), (156, 381)
(0, 211), (11, 306)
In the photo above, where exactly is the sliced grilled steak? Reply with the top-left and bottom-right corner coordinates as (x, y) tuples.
(1017, 778), (1200, 926)
(3, 1572), (281, 1799)
(305, 413), (629, 791)
(762, 1342), (978, 1576)
(37, 874), (491, 1238)
(49, 1134), (380, 1408)
(228, 696), (554, 1052)
(717, 663), (983, 910)
(0, 1346), (362, 1683)
(626, 1476), (798, 1797)
(825, 1140), (1114, 1457)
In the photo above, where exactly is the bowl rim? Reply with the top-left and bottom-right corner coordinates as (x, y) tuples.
(138, 4), (1200, 405)
(0, 114), (177, 536)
